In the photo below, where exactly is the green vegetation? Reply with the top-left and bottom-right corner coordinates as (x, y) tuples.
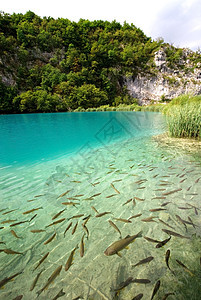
(0, 10), (163, 113)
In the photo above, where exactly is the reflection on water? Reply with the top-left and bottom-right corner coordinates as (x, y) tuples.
(0, 112), (201, 300)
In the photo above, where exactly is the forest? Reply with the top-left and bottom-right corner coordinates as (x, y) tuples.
(0, 10), (200, 113)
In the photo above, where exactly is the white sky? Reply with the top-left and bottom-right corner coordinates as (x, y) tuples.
(1, 0), (201, 50)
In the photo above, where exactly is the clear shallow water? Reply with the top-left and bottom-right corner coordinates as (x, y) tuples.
(0, 112), (201, 300)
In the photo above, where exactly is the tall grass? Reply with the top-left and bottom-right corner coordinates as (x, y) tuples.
(165, 102), (201, 139)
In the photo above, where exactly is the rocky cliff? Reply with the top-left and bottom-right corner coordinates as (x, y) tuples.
(124, 48), (201, 104)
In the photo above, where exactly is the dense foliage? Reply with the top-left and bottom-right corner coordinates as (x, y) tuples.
(0, 11), (163, 113)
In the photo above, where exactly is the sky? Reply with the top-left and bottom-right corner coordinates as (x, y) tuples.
(1, 0), (201, 50)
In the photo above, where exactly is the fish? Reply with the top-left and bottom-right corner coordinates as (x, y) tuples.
(10, 230), (21, 239)
(162, 229), (190, 239)
(82, 214), (91, 225)
(29, 214), (37, 222)
(161, 202), (171, 207)
(57, 190), (71, 198)
(176, 259), (194, 276)
(34, 194), (44, 198)
(113, 218), (132, 223)
(162, 293), (175, 300)
(108, 220), (121, 237)
(188, 217), (196, 229)
(114, 277), (133, 292)
(104, 231), (142, 256)
(162, 188), (182, 196)
(73, 194), (84, 197)
(52, 209), (66, 220)
(165, 249), (172, 272)
(44, 232), (56, 245)
(3, 249), (23, 255)
(0, 271), (22, 289)
(30, 269), (44, 291)
(72, 221), (78, 235)
(23, 207), (43, 215)
(149, 208), (166, 212)
(175, 215), (188, 231)
(12, 295), (23, 300)
(134, 197), (144, 201)
(122, 198), (133, 206)
(52, 288), (66, 300)
(91, 206), (99, 214)
(70, 180), (81, 183)
(46, 218), (66, 228)
(128, 214), (142, 220)
(110, 183), (120, 194)
(195, 177), (201, 183)
(0, 227), (4, 230)
(132, 294), (143, 300)
(36, 265), (62, 296)
(34, 252), (49, 270)
(141, 217), (157, 222)
(156, 236), (171, 248)
(158, 219), (175, 229)
(1, 220), (17, 224)
(65, 245), (78, 271)
(132, 278), (151, 284)
(82, 224), (89, 238)
(30, 229), (46, 233)
(80, 234), (85, 257)
(96, 212), (111, 218)
(2, 209), (17, 215)
(132, 256), (154, 268)
(10, 221), (28, 227)
(144, 236), (161, 243)
(62, 202), (79, 206)
(91, 193), (101, 197)
(151, 280), (160, 300)
(106, 194), (117, 198)
(64, 222), (72, 237)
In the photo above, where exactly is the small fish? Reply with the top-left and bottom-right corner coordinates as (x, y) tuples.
(106, 194), (117, 198)
(80, 234), (85, 257)
(10, 221), (28, 227)
(31, 229), (46, 233)
(177, 207), (191, 210)
(144, 236), (161, 243)
(46, 218), (66, 228)
(62, 202), (79, 206)
(188, 217), (196, 229)
(91, 206), (99, 214)
(165, 249), (172, 271)
(111, 183), (120, 194)
(132, 294), (143, 300)
(57, 190), (71, 198)
(29, 214), (37, 222)
(128, 214), (142, 220)
(91, 193), (101, 197)
(123, 198), (132, 206)
(108, 220), (121, 237)
(195, 177), (201, 183)
(96, 212), (111, 218)
(161, 202), (171, 207)
(149, 208), (166, 212)
(65, 245), (78, 271)
(141, 217), (157, 223)
(162, 188), (182, 196)
(134, 197), (144, 201)
(82, 215), (91, 225)
(151, 280), (160, 300)
(23, 207), (42, 215)
(114, 277), (133, 291)
(176, 259), (194, 276)
(34, 252), (49, 270)
(82, 224), (89, 238)
(70, 180), (81, 183)
(72, 221), (78, 235)
(30, 269), (44, 291)
(156, 236), (171, 248)
(52, 288), (66, 300)
(36, 265), (62, 296)
(2, 209), (17, 215)
(0, 271), (22, 288)
(162, 293), (175, 300)
(113, 218), (132, 223)
(162, 229), (190, 239)
(34, 194), (44, 198)
(44, 232), (56, 245)
(1, 219), (17, 224)
(104, 231), (142, 256)
(10, 230), (21, 239)
(3, 249), (23, 255)
(52, 209), (66, 220)
(12, 295), (23, 300)
(64, 222), (72, 237)
(132, 256), (154, 268)
(132, 278), (151, 284)
(158, 219), (175, 229)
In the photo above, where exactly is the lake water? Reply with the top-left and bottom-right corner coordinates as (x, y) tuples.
(0, 112), (200, 300)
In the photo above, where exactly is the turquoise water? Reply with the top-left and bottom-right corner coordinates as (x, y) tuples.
(0, 112), (201, 300)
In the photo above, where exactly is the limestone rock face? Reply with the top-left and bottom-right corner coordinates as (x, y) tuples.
(124, 48), (201, 105)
